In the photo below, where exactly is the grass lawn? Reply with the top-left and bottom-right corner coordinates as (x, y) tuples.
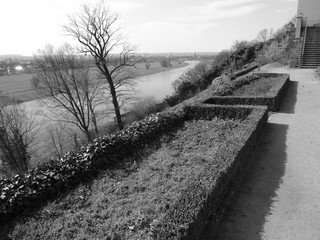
(5, 118), (242, 240)
(230, 76), (280, 96)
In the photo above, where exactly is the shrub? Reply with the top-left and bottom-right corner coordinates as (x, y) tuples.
(256, 28), (274, 43)
(145, 62), (151, 69)
(160, 58), (170, 67)
(0, 104), (37, 178)
(172, 62), (209, 96)
(231, 40), (253, 52)
(127, 96), (160, 123)
(164, 94), (180, 107)
(212, 50), (232, 67)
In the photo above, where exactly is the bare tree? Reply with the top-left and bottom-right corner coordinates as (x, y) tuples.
(231, 40), (251, 52)
(32, 44), (104, 142)
(64, 2), (138, 130)
(0, 103), (37, 177)
(47, 123), (87, 159)
(256, 28), (274, 43)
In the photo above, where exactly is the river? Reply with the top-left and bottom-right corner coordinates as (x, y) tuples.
(133, 60), (198, 100)
(21, 60), (198, 133)
(19, 60), (199, 162)
(22, 60), (199, 116)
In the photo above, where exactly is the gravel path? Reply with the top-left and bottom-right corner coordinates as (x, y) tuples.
(203, 64), (320, 240)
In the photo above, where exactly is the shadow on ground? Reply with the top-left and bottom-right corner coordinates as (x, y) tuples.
(278, 81), (298, 114)
(203, 123), (288, 240)
(203, 79), (299, 239)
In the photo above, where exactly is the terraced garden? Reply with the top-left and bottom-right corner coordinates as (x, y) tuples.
(203, 73), (290, 111)
(0, 72), (290, 240)
(7, 118), (242, 239)
(231, 75), (282, 96)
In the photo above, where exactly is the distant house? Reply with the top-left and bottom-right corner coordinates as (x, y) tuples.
(14, 65), (24, 74)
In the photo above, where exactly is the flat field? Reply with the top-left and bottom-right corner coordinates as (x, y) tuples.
(6, 118), (242, 240)
(0, 60), (187, 103)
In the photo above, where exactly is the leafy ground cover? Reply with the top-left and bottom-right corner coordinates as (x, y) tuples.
(5, 118), (242, 240)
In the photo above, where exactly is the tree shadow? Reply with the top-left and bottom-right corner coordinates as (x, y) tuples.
(278, 80), (298, 114)
(203, 122), (288, 240)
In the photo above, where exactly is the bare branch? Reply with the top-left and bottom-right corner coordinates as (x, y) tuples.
(64, 1), (138, 130)
(33, 44), (104, 142)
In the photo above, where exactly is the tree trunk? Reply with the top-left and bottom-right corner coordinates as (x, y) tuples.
(110, 84), (123, 130)
(98, 61), (124, 130)
(89, 102), (99, 137)
(105, 75), (123, 130)
(82, 127), (91, 142)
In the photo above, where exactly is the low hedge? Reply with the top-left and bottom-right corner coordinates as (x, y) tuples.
(234, 64), (259, 78)
(0, 110), (186, 224)
(184, 104), (253, 121)
(169, 74), (263, 113)
(0, 103), (269, 240)
(203, 73), (290, 111)
(150, 105), (268, 239)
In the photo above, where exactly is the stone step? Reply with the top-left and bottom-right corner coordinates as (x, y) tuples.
(299, 27), (320, 68)
(302, 51), (320, 56)
(301, 57), (320, 59)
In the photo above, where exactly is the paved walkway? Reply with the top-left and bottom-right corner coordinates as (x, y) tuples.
(204, 65), (320, 240)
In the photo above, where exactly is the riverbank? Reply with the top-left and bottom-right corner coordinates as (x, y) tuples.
(127, 60), (189, 79)
(0, 60), (189, 103)
(17, 60), (197, 167)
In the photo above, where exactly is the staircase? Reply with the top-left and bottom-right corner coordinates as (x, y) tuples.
(299, 27), (320, 68)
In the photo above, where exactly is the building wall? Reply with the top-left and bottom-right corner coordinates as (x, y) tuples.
(297, 0), (320, 26)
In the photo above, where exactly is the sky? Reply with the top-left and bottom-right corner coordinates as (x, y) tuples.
(0, 0), (298, 56)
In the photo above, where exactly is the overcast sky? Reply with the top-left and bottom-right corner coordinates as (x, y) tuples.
(0, 0), (298, 56)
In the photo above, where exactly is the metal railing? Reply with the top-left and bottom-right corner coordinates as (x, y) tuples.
(299, 19), (308, 67)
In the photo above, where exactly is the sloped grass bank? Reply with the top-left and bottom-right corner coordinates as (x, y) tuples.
(203, 73), (290, 111)
(2, 105), (268, 239)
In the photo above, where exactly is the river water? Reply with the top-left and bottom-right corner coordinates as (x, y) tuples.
(22, 60), (198, 116)
(20, 60), (198, 161)
(134, 60), (198, 100)
(21, 60), (198, 136)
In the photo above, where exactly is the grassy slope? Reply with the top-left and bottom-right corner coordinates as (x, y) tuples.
(7, 118), (241, 240)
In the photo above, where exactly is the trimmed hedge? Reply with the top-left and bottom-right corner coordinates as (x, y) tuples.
(150, 105), (268, 239)
(234, 64), (259, 78)
(169, 73), (263, 113)
(184, 104), (253, 121)
(0, 110), (186, 224)
(0, 103), (269, 240)
(203, 73), (290, 111)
